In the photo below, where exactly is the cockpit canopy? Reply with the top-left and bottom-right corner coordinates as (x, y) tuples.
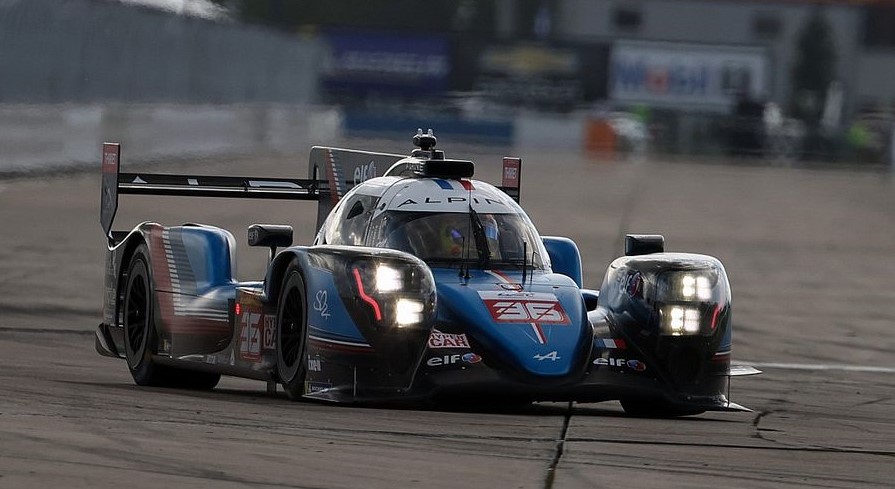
(368, 210), (546, 269)
(316, 177), (549, 271)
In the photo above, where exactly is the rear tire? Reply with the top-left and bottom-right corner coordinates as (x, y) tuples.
(276, 265), (309, 400)
(123, 243), (221, 390)
(123, 245), (168, 386)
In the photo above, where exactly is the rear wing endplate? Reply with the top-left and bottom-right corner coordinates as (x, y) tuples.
(307, 146), (405, 229)
(499, 157), (522, 203)
(100, 143), (404, 244)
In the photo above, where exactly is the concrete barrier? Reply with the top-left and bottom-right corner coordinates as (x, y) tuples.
(0, 104), (342, 173)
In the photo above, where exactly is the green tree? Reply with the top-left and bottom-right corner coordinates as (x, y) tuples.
(791, 9), (837, 125)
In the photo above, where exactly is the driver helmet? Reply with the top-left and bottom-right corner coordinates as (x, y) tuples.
(440, 220), (466, 257)
(481, 214), (500, 256)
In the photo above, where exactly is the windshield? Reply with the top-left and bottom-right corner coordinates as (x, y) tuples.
(368, 211), (547, 270)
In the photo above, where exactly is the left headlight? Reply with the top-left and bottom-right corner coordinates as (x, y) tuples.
(375, 264), (404, 292)
(395, 298), (425, 326)
(349, 257), (436, 329)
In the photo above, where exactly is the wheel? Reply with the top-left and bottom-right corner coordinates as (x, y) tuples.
(123, 244), (167, 386)
(620, 399), (705, 418)
(276, 265), (308, 400)
(123, 244), (221, 390)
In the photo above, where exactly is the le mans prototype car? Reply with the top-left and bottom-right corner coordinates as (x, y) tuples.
(96, 130), (758, 416)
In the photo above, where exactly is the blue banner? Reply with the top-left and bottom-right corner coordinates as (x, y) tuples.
(321, 30), (450, 97)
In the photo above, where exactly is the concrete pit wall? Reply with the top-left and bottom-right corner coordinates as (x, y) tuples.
(0, 104), (341, 173)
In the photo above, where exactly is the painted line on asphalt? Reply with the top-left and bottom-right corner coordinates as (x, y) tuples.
(742, 361), (895, 374)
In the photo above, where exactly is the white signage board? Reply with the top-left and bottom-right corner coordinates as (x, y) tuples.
(609, 41), (769, 111)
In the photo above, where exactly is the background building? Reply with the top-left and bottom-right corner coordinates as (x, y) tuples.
(2, 0), (895, 166)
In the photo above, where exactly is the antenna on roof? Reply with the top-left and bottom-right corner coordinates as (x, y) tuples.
(413, 128), (437, 151)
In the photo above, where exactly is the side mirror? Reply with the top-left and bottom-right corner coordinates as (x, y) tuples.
(581, 289), (600, 311)
(248, 224), (293, 264)
(625, 234), (664, 256)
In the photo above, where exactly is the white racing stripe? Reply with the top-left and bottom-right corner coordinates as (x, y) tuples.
(742, 361), (895, 374)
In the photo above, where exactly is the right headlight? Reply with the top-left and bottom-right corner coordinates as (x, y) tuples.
(655, 270), (729, 336)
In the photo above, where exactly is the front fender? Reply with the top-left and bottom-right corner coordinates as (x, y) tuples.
(265, 245), (437, 374)
(597, 252), (733, 393)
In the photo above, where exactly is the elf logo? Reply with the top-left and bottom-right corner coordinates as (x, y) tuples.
(593, 357), (647, 372)
(427, 353), (482, 367)
(353, 160), (377, 185)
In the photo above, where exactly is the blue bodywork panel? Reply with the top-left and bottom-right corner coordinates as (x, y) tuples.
(542, 236), (583, 288)
(430, 268), (589, 377)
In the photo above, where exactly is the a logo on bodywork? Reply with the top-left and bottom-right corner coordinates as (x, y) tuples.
(238, 312), (262, 361)
(593, 357), (647, 372)
(308, 355), (322, 372)
(499, 282), (524, 291)
(478, 291), (568, 324)
(313, 290), (331, 318)
(306, 381), (332, 394)
(427, 330), (471, 349)
(486, 300), (568, 324)
(353, 160), (377, 185)
(533, 351), (561, 361)
(427, 353), (482, 367)
(262, 316), (275, 349)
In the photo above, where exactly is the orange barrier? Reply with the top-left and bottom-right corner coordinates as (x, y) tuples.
(584, 118), (617, 158)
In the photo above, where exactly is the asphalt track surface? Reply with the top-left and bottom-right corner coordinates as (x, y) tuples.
(1, 146), (893, 488)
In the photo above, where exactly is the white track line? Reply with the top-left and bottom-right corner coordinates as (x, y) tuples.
(741, 361), (895, 374)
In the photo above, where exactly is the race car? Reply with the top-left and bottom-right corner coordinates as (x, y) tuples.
(95, 130), (758, 416)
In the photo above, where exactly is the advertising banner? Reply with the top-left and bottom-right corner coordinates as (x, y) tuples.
(609, 41), (769, 110)
(453, 40), (609, 111)
(321, 30), (450, 98)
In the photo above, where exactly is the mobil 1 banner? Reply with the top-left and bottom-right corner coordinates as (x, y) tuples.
(320, 29), (450, 100)
(453, 40), (609, 111)
(609, 40), (769, 111)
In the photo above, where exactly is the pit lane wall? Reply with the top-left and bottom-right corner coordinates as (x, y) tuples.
(0, 105), (633, 174)
(0, 104), (593, 174)
(0, 104), (341, 173)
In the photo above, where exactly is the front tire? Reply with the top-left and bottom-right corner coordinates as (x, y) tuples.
(276, 265), (309, 400)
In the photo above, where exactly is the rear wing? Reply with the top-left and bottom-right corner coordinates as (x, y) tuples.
(100, 143), (523, 244)
(100, 143), (403, 244)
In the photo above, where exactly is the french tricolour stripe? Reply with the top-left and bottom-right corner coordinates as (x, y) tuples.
(596, 338), (626, 349)
(433, 179), (453, 190)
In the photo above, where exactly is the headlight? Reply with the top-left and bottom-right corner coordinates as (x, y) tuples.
(680, 275), (712, 300)
(349, 257), (436, 329)
(375, 264), (403, 292)
(395, 299), (424, 326)
(661, 306), (701, 335)
(654, 269), (729, 336)
(660, 271), (720, 302)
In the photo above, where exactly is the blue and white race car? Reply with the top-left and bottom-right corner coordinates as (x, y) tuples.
(96, 130), (758, 416)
